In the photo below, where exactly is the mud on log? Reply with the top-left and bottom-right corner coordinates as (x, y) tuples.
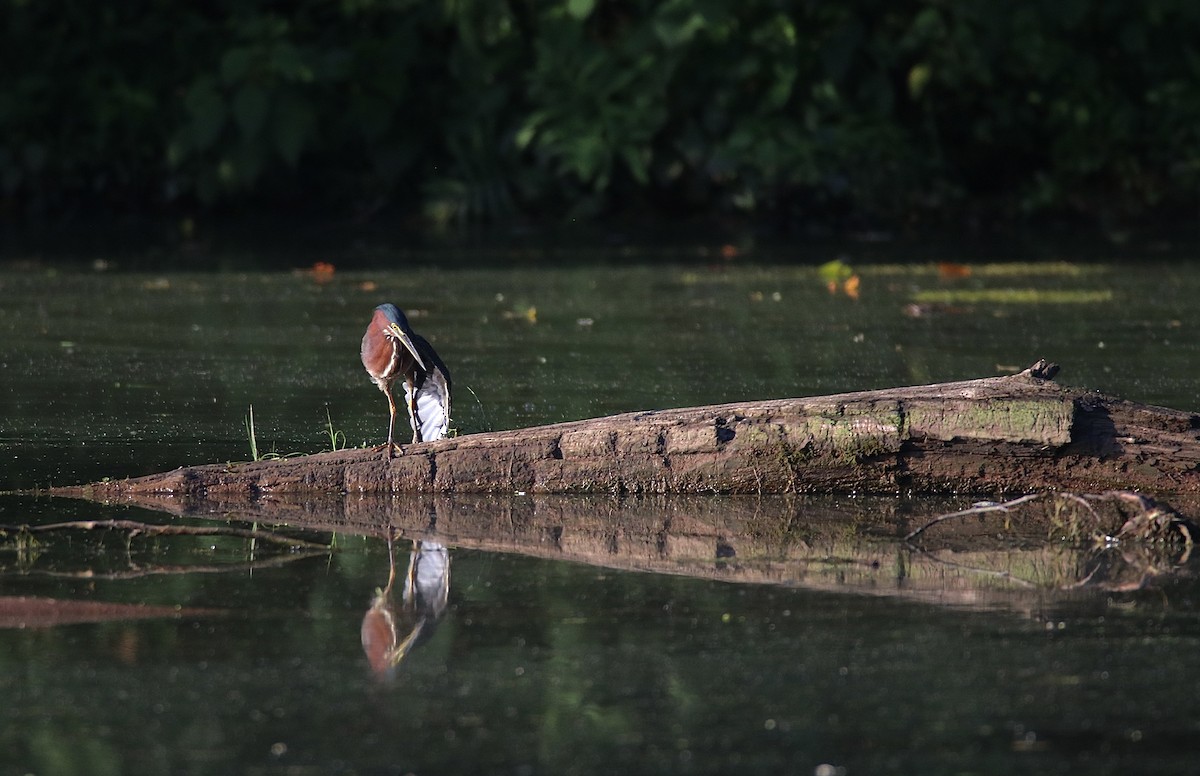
(52, 361), (1200, 501)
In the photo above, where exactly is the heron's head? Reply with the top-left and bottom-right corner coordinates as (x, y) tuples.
(369, 303), (427, 372)
(376, 303), (410, 332)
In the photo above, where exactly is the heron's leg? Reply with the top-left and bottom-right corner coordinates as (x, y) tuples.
(383, 530), (397, 594)
(403, 539), (420, 602)
(407, 379), (423, 444)
(384, 383), (399, 459)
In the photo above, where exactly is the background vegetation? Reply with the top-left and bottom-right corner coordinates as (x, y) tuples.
(3, 0), (1199, 231)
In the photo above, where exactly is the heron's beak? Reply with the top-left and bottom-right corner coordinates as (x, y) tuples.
(388, 323), (428, 371)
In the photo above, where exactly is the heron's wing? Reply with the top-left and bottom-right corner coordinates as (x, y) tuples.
(411, 541), (451, 617)
(400, 332), (451, 442)
(415, 377), (450, 441)
(413, 368), (451, 441)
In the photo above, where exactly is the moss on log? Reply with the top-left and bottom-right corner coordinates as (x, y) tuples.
(49, 361), (1200, 501)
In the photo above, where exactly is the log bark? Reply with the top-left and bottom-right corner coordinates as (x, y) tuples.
(49, 361), (1200, 502)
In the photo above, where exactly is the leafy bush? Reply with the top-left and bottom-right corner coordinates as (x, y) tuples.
(2, 0), (1198, 226)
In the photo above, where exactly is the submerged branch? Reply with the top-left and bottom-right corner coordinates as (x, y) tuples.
(2, 551), (328, 581)
(0, 519), (329, 550)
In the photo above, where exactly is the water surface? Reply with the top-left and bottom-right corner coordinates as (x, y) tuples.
(2, 257), (1199, 774)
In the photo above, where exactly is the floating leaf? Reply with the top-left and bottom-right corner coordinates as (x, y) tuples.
(501, 305), (538, 324)
(912, 289), (1114, 304)
(973, 262), (1088, 277)
(310, 262), (335, 283)
(865, 262), (1092, 278)
(937, 262), (972, 279)
(817, 259), (854, 284)
(843, 275), (861, 300)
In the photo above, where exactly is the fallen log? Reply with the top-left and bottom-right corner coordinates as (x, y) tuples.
(48, 360), (1200, 501)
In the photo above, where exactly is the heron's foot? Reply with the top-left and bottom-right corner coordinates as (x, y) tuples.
(369, 443), (402, 460)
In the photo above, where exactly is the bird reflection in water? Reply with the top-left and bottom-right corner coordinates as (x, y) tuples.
(361, 534), (451, 680)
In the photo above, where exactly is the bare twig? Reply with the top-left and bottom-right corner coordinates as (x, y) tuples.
(903, 493), (1045, 542)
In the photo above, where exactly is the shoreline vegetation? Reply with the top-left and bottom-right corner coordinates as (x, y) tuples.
(4, 3), (1199, 235)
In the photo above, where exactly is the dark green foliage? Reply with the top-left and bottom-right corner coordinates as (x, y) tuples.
(2, 0), (1198, 225)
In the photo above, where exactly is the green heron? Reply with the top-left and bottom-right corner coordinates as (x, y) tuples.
(361, 303), (452, 457)
(361, 534), (451, 680)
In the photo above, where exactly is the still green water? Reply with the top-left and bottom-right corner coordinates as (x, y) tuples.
(1, 259), (1199, 774)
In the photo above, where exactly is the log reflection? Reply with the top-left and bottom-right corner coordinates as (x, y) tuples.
(32, 489), (1200, 617)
